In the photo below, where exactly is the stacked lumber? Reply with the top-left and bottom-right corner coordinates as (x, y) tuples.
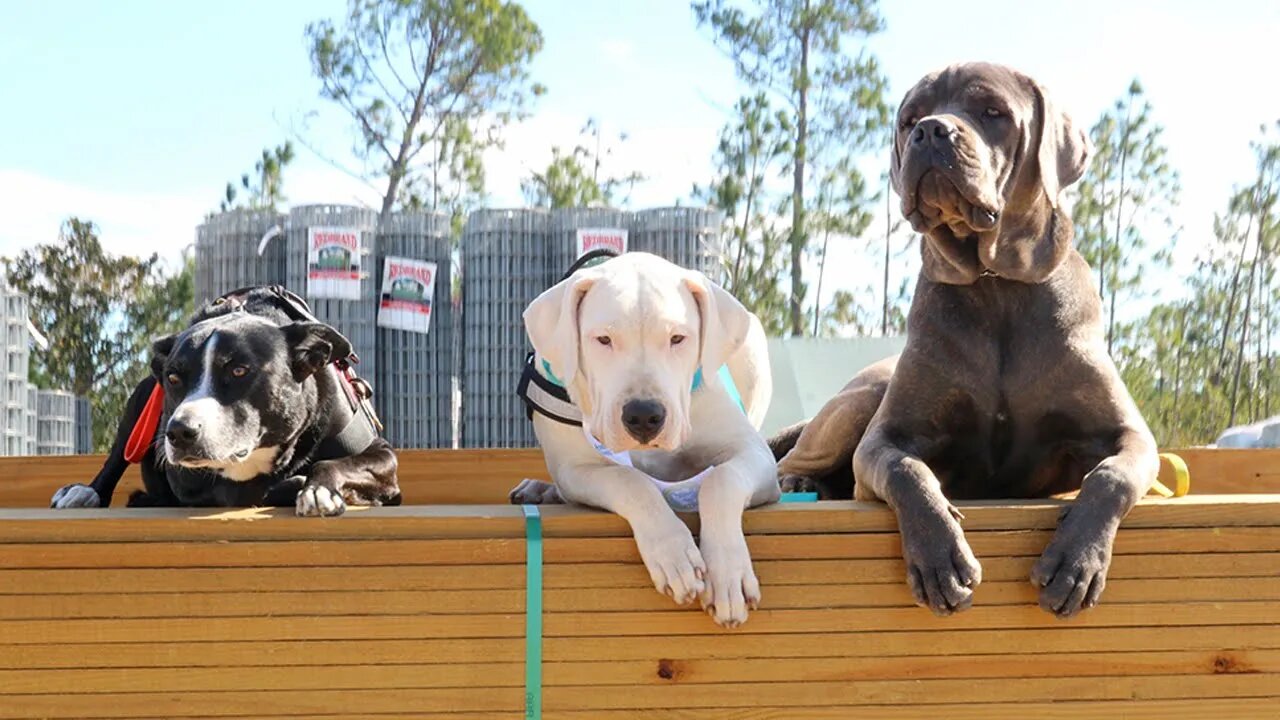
(2, 447), (1277, 507)
(0, 495), (1277, 718)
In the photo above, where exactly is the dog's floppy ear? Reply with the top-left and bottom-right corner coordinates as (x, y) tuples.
(524, 271), (597, 385)
(281, 322), (353, 382)
(683, 271), (753, 373)
(150, 333), (179, 378)
(1034, 82), (1091, 208)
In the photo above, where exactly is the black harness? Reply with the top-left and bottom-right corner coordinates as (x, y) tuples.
(214, 285), (382, 461)
(516, 249), (621, 427)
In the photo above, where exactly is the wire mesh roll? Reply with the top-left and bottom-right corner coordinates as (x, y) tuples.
(195, 209), (287, 304)
(629, 206), (725, 278)
(375, 212), (453, 450)
(286, 205), (379, 387)
(460, 208), (550, 448)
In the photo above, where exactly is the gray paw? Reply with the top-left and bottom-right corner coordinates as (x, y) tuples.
(509, 478), (564, 505)
(1032, 506), (1115, 618)
(51, 484), (102, 509)
(899, 505), (982, 616)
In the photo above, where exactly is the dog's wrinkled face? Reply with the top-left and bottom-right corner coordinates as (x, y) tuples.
(891, 62), (1090, 283)
(152, 314), (351, 481)
(525, 253), (751, 453)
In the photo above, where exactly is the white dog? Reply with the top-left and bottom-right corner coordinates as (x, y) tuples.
(510, 252), (778, 627)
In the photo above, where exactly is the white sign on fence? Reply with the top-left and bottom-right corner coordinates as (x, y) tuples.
(307, 227), (363, 300)
(575, 228), (627, 258)
(377, 256), (438, 335)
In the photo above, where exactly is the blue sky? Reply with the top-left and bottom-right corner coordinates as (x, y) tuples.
(2, 0), (1278, 313)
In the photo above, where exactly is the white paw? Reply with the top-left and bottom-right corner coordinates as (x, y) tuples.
(296, 484), (346, 517)
(51, 484), (102, 509)
(634, 523), (706, 606)
(699, 534), (760, 628)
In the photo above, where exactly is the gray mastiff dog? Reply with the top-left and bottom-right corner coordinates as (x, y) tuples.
(772, 62), (1159, 619)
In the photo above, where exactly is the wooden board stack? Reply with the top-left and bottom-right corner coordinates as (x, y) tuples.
(0, 490), (1278, 718)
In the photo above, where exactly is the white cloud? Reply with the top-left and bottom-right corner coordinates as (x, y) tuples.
(0, 169), (206, 270)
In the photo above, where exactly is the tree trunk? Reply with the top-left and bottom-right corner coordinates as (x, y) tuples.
(812, 229), (830, 336)
(1107, 101), (1134, 355)
(788, 18), (810, 337)
(1229, 206), (1268, 424)
(1216, 189), (1257, 369)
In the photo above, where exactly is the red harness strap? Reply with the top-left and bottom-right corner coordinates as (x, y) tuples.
(124, 383), (165, 464)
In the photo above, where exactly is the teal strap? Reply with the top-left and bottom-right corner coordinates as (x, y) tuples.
(780, 492), (819, 503)
(522, 505), (543, 720)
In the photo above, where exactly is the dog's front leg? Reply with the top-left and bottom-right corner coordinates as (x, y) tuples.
(854, 428), (983, 616)
(558, 464), (706, 606)
(697, 443), (779, 628)
(294, 439), (401, 517)
(1032, 427), (1158, 618)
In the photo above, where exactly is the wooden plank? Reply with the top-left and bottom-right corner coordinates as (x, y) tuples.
(0, 601), (1271, 645)
(540, 649), (1280, 686)
(549, 699), (1280, 720)
(1, 551), (1274, 596)
(539, 674), (1280, 710)
(6, 577), (1280, 620)
(1165, 447), (1280, 494)
(3, 650), (1276, 695)
(0, 638), (525, 669)
(8, 525), (1276, 570)
(535, 602), (1279, 638)
(0, 688), (524, 718)
(7, 626), (1276, 670)
(0, 663), (525, 694)
(0, 447), (1272, 509)
(4, 495), (1280, 544)
(0, 449), (548, 509)
(0, 565), (527, 594)
(1, 551), (1275, 596)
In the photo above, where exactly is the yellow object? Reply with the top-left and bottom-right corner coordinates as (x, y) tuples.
(1151, 452), (1192, 497)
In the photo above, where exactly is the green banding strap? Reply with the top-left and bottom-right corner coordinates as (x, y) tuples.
(780, 492), (819, 503)
(522, 504), (543, 719)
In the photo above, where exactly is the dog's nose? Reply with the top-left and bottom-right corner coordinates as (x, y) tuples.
(621, 399), (666, 443)
(912, 116), (959, 147)
(166, 418), (201, 445)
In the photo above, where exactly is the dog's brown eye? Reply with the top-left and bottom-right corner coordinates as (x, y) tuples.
(231, 366), (249, 378)
(596, 336), (612, 347)
(984, 107), (1003, 118)
(166, 373), (181, 386)
(671, 335), (686, 346)
(900, 115), (918, 130)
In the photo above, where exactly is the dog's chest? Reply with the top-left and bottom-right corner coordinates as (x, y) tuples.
(931, 401), (1110, 499)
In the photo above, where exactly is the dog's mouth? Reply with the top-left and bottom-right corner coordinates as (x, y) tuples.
(902, 168), (1001, 238)
(175, 448), (251, 467)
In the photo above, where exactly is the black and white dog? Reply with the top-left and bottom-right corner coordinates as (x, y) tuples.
(50, 286), (401, 516)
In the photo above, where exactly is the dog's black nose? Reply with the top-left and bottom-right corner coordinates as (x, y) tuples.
(912, 116), (959, 146)
(166, 418), (201, 445)
(622, 399), (666, 443)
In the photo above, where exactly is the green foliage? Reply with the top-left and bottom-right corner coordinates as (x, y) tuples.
(695, 93), (793, 336)
(522, 119), (645, 209)
(694, 0), (891, 336)
(307, 0), (546, 226)
(1072, 79), (1180, 352)
(219, 142), (296, 213)
(1116, 122), (1279, 445)
(4, 220), (194, 450)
